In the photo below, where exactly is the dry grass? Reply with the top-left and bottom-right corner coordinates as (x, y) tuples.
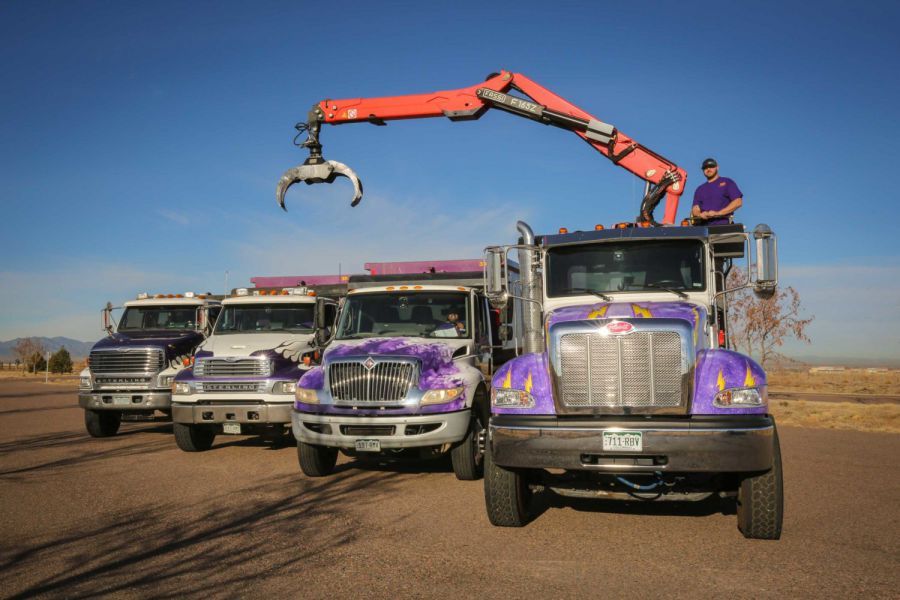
(0, 370), (79, 386)
(768, 369), (900, 396)
(771, 399), (900, 433)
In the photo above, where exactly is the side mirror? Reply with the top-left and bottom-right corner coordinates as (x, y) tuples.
(485, 248), (508, 309)
(196, 307), (206, 331)
(101, 302), (115, 335)
(753, 224), (778, 298)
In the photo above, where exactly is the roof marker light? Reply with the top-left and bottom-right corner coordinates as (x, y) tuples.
(558, 227), (568, 234)
(639, 221), (651, 228)
(681, 219), (691, 226)
(236, 288), (249, 296)
(184, 291), (195, 298)
(594, 224), (604, 230)
(137, 292), (149, 300)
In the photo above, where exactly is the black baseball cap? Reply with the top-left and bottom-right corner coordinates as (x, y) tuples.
(702, 158), (718, 169)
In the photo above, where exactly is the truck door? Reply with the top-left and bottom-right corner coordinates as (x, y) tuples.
(473, 293), (493, 378)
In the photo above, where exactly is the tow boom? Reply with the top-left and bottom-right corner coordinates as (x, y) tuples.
(277, 70), (686, 224)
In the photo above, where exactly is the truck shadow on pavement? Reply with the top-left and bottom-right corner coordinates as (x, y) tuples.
(537, 491), (736, 518)
(0, 426), (174, 480)
(1, 469), (405, 599)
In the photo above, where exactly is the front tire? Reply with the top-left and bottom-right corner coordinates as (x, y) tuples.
(483, 443), (531, 527)
(298, 441), (338, 477)
(451, 403), (487, 481)
(737, 426), (784, 539)
(173, 423), (216, 452)
(84, 409), (121, 438)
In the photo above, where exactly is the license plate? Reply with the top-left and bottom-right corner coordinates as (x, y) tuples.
(113, 395), (132, 406)
(602, 431), (642, 452)
(223, 423), (241, 435)
(355, 439), (381, 452)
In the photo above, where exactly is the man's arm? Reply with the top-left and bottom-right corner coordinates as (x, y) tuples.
(712, 196), (742, 218)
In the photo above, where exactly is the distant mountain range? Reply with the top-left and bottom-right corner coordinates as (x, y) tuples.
(0, 337), (96, 361)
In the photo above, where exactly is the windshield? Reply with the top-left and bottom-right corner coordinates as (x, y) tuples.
(336, 292), (470, 339)
(546, 240), (706, 297)
(214, 303), (315, 334)
(118, 306), (199, 331)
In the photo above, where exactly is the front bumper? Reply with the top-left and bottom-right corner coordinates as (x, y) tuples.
(172, 401), (293, 424)
(79, 391), (171, 411)
(489, 415), (774, 473)
(292, 409), (471, 449)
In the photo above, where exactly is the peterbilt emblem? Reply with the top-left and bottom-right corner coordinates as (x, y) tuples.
(363, 357), (376, 371)
(605, 321), (634, 335)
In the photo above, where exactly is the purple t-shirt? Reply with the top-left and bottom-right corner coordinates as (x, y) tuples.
(693, 177), (742, 225)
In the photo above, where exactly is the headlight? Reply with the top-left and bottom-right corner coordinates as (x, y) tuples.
(79, 376), (92, 389)
(159, 375), (175, 388)
(421, 387), (464, 406)
(273, 381), (297, 394)
(295, 387), (319, 404)
(714, 387), (764, 408)
(492, 387), (535, 409)
(172, 382), (191, 395)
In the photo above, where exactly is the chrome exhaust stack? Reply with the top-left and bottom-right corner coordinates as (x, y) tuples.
(516, 220), (543, 354)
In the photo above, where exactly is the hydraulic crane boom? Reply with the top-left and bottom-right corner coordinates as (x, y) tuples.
(277, 70), (687, 224)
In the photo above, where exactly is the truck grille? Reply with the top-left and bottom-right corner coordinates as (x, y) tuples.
(195, 381), (268, 393)
(557, 331), (683, 410)
(194, 358), (272, 378)
(328, 361), (418, 403)
(90, 349), (164, 374)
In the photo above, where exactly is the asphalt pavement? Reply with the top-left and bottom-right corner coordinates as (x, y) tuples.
(1, 382), (898, 598)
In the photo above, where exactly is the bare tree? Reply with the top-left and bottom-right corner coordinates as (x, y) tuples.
(726, 267), (814, 367)
(13, 338), (46, 373)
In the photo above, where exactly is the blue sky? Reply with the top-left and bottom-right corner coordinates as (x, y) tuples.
(1, 0), (898, 363)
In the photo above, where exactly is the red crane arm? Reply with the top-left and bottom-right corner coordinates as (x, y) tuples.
(279, 71), (686, 224)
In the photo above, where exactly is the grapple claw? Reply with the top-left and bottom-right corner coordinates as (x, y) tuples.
(276, 159), (364, 210)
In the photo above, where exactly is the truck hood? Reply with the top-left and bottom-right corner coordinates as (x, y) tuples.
(92, 330), (205, 367)
(194, 332), (315, 367)
(317, 337), (467, 389)
(546, 301), (707, 346)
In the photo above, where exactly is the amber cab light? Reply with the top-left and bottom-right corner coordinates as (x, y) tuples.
(594, 224), (604, 230)
(681, 219), (691, 226)
(558, 227), (569, 234)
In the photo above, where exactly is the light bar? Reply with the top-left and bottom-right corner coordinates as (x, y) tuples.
(364, 259), (484, 276)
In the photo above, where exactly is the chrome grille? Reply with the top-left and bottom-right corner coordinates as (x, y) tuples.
(194, 358), (272, 377)
(328, 361), (418, 403)
(557, 331), (683, 409)
(90, 349), (164, 374)
(195, 381), (268, 393)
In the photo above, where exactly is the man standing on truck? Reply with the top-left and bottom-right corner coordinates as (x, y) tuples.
(691, 158), (743, 225)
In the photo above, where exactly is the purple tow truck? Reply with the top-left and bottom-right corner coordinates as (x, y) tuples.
(293, 260), (520, 480)
(170, 280), (341, 451)
(482, 221), (783, 539)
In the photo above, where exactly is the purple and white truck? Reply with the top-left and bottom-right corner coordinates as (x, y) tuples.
(170, 282), (341, 452)
(293, 259), (520, 480)
(482, 221), (783, 539)
(78, 292), (221, 437)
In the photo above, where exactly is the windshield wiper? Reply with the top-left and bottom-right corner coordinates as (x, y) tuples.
(561, 287), (613, 302)
(644, 282), (688, 299)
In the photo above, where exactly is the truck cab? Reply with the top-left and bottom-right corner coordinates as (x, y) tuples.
(170, 285), (340, 452)
(482, 221), (783, 539)
(78, 292), (221, 437)
(293, 259), (519, 480)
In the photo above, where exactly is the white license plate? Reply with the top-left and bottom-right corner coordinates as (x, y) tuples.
(355, 439), (381, 452)
(223, 423), (241, 435)
(602, 431), (643, 452)
(113, 395), (132, 406)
